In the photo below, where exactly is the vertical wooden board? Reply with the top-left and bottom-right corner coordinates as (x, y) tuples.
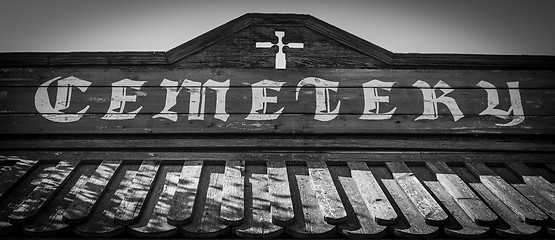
(426, 162), (498, 225)
(471, 183), (541, 238)
(382, 179), (439, 238)
(74, 167), (137, 238)
(128, 171), (179, 238)
(306, 161), (347, 224)
(233, 172), (283, 238)
(286, 165), (336, 238)
(466, 163), (548, 225)
(267, 160), (294, 226)
(180, 164), (230, 238)
(168, 161), (203, 225)
(386, 162), (448, 226)
(337, 176), (388, 238)
(0, 159), (38, 199)
(9, 160), (80, 225)
(507, 163), (555, 206)
(220, 160), (245, 226)
(63, 160), (122, 224)
(424, 181), (490, 238)
(22, 165), (93, 236)
(0, 163), (52, 235)
(513, 184), (555, 220)
(114, 160), (161, 225)
(347, 161), (397, 225)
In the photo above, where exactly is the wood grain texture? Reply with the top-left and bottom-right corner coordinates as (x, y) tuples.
(114, 160), (160, 225)
(337, 176), (388, 238)
(466, 163), (548, 225)
(233, 173), (283, 238)
(512, 184), (555, 220)
(180, 166), (230, 238)
(506, 163), (555, 206)
(306, 161), (347, 224)
(425, 162), (497, 226)
(267, 160), (295, 226)
(424, 181), (490, 238)
(471, 183), (541, 238)
(286, 169), (336, 238)
(167, 161), (203, 225)
(63, 160), (121, 224)
(8, 160), (80, 225)
(386, 162), (448, 226)
(383, 179), (439, 238)
(347, 161), (397, 225)
(0, 159), (38, 199)
(220, 160), (245, 226)
(74, 169), (136, 238)
(128, 172), (179, 238)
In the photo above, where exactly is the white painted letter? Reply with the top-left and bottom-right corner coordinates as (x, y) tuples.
(35, 76), (91, 122)
(477, 80), (524, 126)
(153, 79), (230, 122)
(413, 80), (464, 121)
(102, 79), (146, 120)
(360, 79), (397, 120)
(296, 77), (341, 122)
(245, 80), (285, 120)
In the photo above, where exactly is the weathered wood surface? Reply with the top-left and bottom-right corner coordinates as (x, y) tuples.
(2, 136), (553, 152)
(466, 162), (548, 225)
(167, 161), (203, 225)
(347, 161), (397, 225)
(424, 181), (490, 238)
(306, 161), (347, 224)
(0, 159), (38, 199)
(267, 160), (295, 226)
(2, 114), (553, 134)
(63, 160), (121, 224)
(8, 160), (80, 224)
(220, 160), (245, 225)
(386, 162), (448, 226)
(425, 162), (497, 225)
(471, 183), (541, 237)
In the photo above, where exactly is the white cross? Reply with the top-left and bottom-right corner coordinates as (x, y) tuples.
(256, 31), (304, 69)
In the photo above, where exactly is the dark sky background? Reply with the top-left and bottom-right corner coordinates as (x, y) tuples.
(1, 0), (554, 55)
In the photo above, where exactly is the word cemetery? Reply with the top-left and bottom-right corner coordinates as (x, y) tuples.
(0, 13), (554, 240)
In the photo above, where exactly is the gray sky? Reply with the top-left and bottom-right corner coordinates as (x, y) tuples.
(1, 0), (554, 55)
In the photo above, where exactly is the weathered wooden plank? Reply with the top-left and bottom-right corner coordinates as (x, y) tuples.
(128, 172), (179, 238)
(22, 167), (92, 236)
(2, 114), (552, 134)
(471, 183), (541, 237)
(337, 176), (388, 238)
(234, 173), (283, 238)
(3, 136), (553, 152)
(74, 169), (136, 237)
(220, 160), (245, 226)
(425, 162), (497, 225)
(0, 159), (38, 199)
(5, 151), (555, 164)
(167, 161), (203, 225)
(506, 163), (555, 206)
(286, 171), (336, 238)
(347, 161), (397, 225)
(2, 86), (553, 116)
(1, 68), (554, 88)
(8, 160), (80, 224)
(466, 163), (548, 225)
(63, 160), (121, 224)
(386, 162), (448, 226)
(512, 184), (555, 220)
(306, 161), (347, 224)
(425, 181), (490, 238)
(180, 167), (230, 238)
(383, 179), (439, 238)
(114, 160), (160, 225)
(267, 160), (294, 226)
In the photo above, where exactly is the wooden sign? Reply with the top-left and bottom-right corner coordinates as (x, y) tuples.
(1, 13), (554, 135)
